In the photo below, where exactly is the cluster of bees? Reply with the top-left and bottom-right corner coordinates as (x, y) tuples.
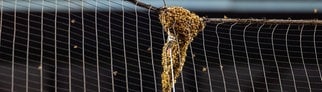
(159, 6), (205, 92)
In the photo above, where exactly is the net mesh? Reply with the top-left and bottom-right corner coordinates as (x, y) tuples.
(0, 0), (322, 92)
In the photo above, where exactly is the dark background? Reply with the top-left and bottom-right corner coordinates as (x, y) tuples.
(0, 9), (322, 92)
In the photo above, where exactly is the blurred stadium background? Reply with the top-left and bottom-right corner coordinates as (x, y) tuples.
(0, 0), (322, 92)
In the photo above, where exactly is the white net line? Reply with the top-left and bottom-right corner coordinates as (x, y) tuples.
(256, 24), (269, 92)
(215, 22), (227, 92)
(242, 22), (255, 92)
(271, 24), (284, 91)
(285, 24), (298, 92)
(206, 22), (322, 92)
(0, 0), (322, 92)
(68, 1), (72, 92)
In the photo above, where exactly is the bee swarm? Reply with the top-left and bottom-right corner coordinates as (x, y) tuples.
(159, 6), (205, 92)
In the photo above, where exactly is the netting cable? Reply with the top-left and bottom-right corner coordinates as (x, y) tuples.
(215, 22), (227, 92)
(202, 23), (213, 92)
(40, 0), (44, 91)
(0, 0), (3, 45)
(135, 1), (143, 91)
(11, 0), (17, 91)
(299, 24), (312, 92)
(95, 0), (101, 92)
(170, 20), (176, 92)
(108, 0), (115, 91)
(229, 22), (241, 92)
(189, 44), (199, 92)
(271, 24), (283, 91)
(54, 0), (58, 92)
(81, 0), (86, 91)
(68, 0), (72, 92)
(26, 0), (31, 92)
(285, 23), (298, 92)
(243, 22), (254, 92)
(122, 0), (129, 92)
(257, 23), (269, 92)
(313, 24), (322, 82)
(148, 5), (158, 92)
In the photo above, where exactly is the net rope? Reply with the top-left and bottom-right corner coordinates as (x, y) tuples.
(0, 0), (322, 92)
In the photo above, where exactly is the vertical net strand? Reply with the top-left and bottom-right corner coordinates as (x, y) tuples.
(135, 2), (143, 91)
(189, 44), (199, 92)
(81, 0), (86, 92)
(11, 0), (17, 91)
(148, 6), (158, 92)
(299, 24), (312, 92)
(202, 24), (213, 92)
(271, 24), (284, 91)
(243, 23), (255, 92)
(285, 24), (298, 92)
(108, 0), (115, 91)
(25, 0), (31, 92)
(215, 22), (227, 92)
(313, 24), (322, 82)
(229, 22), (241, 92)
(257, 24), (269, 92)
(95, 0), (101, 92)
